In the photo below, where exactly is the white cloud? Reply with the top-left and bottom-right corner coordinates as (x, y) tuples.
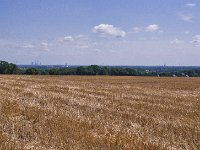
(181, 31), (190, 35)
(40, 42), (49, 51)
(75, 44), (89, 49)
(0, 41), (37, 49)
(92, 24), (126, 37)
(185, 3), (196, 7)
(75, 34), (88, 39)
(58, 34), (91, 50)
(170, 38), (183, 44)
(191, 35), (200, 46)
(132, 27), (141, 33)
(61, 35), (88, 43)
(63, 36), (74, 42)
(22, 44), (35, 48)
(179, 14), (193, 22)
(145, 24), (159, 32)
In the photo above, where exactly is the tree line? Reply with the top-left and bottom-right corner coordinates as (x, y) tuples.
(1, 60), (200, 77)
(0, 61), (18, 74)
(21, 65), (146, 76)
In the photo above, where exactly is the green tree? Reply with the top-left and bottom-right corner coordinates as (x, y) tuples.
(0, 61), (18, 74)
(25, 68), (39, 75)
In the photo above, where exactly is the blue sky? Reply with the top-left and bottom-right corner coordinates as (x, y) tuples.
(0, 0), (199, 65)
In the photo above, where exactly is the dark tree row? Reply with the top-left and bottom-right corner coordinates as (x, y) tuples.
(1, 60), (200, 77)
(76, 65), (146, 76)
(0, 61), (18, 74)
(23, 65), (145, 76)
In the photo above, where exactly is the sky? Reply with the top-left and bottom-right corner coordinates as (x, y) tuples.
(0, 0), (200, 66)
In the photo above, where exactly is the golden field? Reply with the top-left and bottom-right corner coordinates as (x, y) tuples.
(0, 75), (199, 150)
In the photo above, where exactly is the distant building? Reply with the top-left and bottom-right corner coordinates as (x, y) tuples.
(145, 70), (149, 73)
(65, 63), (69, 68)
(31, 61), (42, 66)
(172, 74), (177, 77)
(181, 73), (185, 76)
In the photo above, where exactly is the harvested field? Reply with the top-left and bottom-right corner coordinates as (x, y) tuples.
(0, 75), (199, 150)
